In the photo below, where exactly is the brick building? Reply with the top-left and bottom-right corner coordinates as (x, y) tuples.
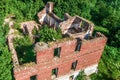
(9, 2), (107, 80)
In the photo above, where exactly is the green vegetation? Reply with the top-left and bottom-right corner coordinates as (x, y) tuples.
(0, 26), (12, 80)
(76, 70), (86, 80)
(93, 26), (109, 36)
(13, 25), (62, 64)
(38, 25), (62, 43)
(93, 46), (120, 80)
(0, 0), (120, 79)
(13, 36), (35, 64)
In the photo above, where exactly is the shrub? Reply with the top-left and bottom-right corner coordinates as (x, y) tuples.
(13, 36), (35, 64)
(38, 25), (62, 43)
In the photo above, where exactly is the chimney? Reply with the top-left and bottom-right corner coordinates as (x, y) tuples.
(45, 2), (54, 13)
(64, 13), (71, 20)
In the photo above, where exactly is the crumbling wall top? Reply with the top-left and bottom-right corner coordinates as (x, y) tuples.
(34, 42), (49, 52)
(45, 2), (54, 13)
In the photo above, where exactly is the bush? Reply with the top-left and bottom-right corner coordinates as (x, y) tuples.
(13, 36), (35, 64)
(0, 26), (12, 80)
(90, 46), (120, 80)
(38, 25), (62, 43)
(93, 26), (109, 36)
(76, 70), (86, 80)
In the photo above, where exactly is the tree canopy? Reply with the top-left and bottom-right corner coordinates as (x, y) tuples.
(0, 26), (12, 80)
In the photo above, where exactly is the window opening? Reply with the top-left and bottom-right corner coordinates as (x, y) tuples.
(75, 38), (81, 51)
(30, 75), (37, 80)
(54, 47), (61, 57)
(71, 60), (78, 70)
(52, 68), (58, 77)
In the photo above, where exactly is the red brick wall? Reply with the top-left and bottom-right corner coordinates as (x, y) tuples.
(14, 35), (107, 80)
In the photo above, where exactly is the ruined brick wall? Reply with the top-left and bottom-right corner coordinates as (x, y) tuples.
(13, 32), (107, 80)
(37, 2), (62, 28)
(60, 16), (94, 38)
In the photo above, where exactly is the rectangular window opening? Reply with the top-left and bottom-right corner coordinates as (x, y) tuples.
(30, 75), (37, 80)
(75, 38), (81, 51)
(52, 68), (58, 77)
(54, 47), (61, 57)
(71, 60), (78, 70)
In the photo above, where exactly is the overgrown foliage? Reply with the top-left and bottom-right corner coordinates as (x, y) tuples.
(76, 70), (86, 80)
(97, 46), (120, 79)
(13, 36), (35, 64)
(0, 26), (12, 80)
(38, 25), (62, 43)
(89, 0), (120, 79)
(91, 46), (120, 80)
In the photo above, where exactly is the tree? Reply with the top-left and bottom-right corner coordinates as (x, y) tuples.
(38, 25), (62, 43)
(0, 26), (12, 80)
(89, 0), (120, 79)
(97, 46), (120, 79)
(13, 36), (35, 64)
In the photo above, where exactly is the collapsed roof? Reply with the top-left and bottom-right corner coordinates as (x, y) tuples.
(37, 2), (94, 39)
